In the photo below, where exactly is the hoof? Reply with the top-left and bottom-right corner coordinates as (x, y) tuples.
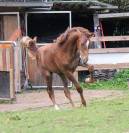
(54, 104), (60, 110)
(80, 104), (86, 108)
(82, 102), (87, 107)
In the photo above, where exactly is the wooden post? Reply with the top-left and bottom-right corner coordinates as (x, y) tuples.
(14, 46), (21, 92)
(9, 46), (15, 99)
(10, 68), (15, 99)
(93, 13), (101, 48)
(100, 21), (106, 48)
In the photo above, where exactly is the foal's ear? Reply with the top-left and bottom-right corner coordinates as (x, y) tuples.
(88, 32), (95, 38)
(28, 36), (37, 48)
(65, 26), (70, 31)
(33, 36), (37, 42)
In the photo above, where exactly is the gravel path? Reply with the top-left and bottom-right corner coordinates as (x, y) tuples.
(0, 90), (125, 112)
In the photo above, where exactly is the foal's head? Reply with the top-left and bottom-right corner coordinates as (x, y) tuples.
(56, 27), (94, 65)
(21, 36), (37, 51)
(75, 27), (94, 65)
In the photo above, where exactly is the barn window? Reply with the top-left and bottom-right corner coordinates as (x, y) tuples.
(101, 17), (129, 48)
(98, 13), (129, 48)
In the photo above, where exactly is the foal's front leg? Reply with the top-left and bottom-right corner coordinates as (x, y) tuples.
(43, 71), (60, 110)
(65, 71), (86, 107)
(59, 74), (75, 107)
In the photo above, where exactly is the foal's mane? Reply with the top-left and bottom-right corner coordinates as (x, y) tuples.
(55, 28), (81, 46)
(55, 27), (93, 46)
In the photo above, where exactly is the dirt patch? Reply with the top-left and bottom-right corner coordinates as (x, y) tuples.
(0, 90), (125, 112)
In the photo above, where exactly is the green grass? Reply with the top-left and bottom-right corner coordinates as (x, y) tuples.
(0, 92), (129, 133)
(80, 69), (129, 90)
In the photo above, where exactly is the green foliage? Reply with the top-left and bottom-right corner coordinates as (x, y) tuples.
(99, 0), (129, 11)
(0, 93), (129, 133)
(80, 69), (129, 90)
(51, 0), (129, 11)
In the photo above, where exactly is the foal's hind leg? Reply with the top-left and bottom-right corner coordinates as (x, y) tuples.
(65, 71), (86, 107)
(43, 71), (60, 110)
(59, 74), (75, 107)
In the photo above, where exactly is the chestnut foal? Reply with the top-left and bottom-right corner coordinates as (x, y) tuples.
(21, 27), (94, 110)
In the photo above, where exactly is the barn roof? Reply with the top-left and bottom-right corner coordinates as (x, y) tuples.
(53, 1), (118, 11)
(0, 0), (118, 12)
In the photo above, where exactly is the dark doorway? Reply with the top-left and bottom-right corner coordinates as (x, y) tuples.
(72, 13), (94, 32)
(0, 16), (4, 40)
(27, 13), (70, 43)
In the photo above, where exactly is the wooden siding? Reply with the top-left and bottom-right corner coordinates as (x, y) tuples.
(3, 15), (18, 40)
(0, 45), (12, 71)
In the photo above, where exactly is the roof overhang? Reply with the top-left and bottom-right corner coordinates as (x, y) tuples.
(0, 1), (52, 8)
(0, 0), (118, 12)
(52, 1), (118, 11)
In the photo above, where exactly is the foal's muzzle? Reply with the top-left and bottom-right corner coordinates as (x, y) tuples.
(79, 55), (88, 66)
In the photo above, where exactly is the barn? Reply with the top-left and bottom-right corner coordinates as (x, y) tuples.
(0, 0), (118, 41)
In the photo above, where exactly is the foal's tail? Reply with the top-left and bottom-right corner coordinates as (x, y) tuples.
(20, 36), (38, 52)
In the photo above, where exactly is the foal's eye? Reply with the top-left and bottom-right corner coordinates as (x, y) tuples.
(29, 42), (34, 47)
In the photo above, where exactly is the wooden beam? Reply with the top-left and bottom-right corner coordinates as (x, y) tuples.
(76, 63), (129, 71)
(89, 6), (118, 10)
(98, 12), (129, 19)
(89, 48), (129, 54)
(91, 36), (129, 42)
(0, 44), (11, 48)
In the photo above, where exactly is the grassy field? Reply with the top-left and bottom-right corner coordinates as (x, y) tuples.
(0, 92), (129, 133)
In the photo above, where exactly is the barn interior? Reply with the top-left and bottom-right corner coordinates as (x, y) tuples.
(72, 13), (94, 31)
(101, 17), (129, 48)
(27, 12), (94, 43)
(27, 13), (70, 43)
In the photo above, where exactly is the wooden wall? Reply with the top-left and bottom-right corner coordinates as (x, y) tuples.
(0, 47), (11, 71)
(3, 15), (18, 40)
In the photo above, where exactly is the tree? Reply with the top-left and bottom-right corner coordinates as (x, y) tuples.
(99, 0), (129, 11)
